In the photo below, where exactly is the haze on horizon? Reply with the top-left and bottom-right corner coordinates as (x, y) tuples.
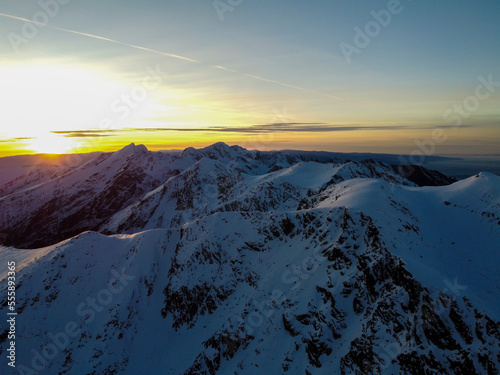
(0, 0), (499, 158)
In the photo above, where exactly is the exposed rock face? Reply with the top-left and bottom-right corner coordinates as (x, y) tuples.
(392, 164), (457, 186)
(0, 143), (498, 374)
(1, 143), (455, 248)
(0, 144), (173, 248)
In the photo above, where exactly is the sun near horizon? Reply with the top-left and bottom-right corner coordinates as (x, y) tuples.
(0, 1), (499, 160)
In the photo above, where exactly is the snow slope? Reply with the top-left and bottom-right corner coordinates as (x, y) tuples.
(0, 143), (498, 374)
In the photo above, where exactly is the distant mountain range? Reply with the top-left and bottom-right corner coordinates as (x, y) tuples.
(0, 143), (455, 249)
(0, 143), (498, 374)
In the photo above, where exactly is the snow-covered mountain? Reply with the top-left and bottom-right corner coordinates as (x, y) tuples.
(0, 144), (173, 248)
(0, 143), (498, 374)
(0, 143), (453, 249)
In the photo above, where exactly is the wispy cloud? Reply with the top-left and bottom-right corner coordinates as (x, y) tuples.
(433, 124), (474, 129)
(0, 137), (35, 143)
(51, 130), (119, 138)
(50, 124), (479, 138)
(127, 123), (411, 134)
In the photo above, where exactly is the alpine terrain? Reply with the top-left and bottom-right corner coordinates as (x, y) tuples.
(0, 142), (499, 375)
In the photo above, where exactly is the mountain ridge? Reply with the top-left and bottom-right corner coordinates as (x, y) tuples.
(0, 143), (498, 374)
(0, 143), (455, 249)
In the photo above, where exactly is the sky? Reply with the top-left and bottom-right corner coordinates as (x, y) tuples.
(0, 0), (499, 157)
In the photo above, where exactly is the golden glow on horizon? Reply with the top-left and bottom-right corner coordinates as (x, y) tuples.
(0, 62), (498, 157)
(1, 125), (500, 157)
(27, 133), (82, 154)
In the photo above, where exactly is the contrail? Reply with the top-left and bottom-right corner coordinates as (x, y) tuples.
(0, 12), (341, 100)
(0, 12), (199, 63)
(244, 74), (342, 100)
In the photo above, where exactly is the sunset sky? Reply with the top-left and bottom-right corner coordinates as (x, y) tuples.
(0, 0), (499, 157)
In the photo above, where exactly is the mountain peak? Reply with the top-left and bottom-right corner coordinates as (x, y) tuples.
(202, 142), (231, 151)
(210, 141), (229, 147)
(1, 142), (499, 374)
(475, 171), (498, 179)
(180, 142), (246, 160)
(115, 143), (148, 157)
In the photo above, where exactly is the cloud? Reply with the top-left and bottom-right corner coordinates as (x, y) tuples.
(0, 137), (35, 143)
(127, 123), (410, 133)
(51, 130), (120, 137)
(50, 123), (476, 138)
(432, 124), (474, 129)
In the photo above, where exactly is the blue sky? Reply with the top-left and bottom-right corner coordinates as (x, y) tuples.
(0, 0), (499, 155)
